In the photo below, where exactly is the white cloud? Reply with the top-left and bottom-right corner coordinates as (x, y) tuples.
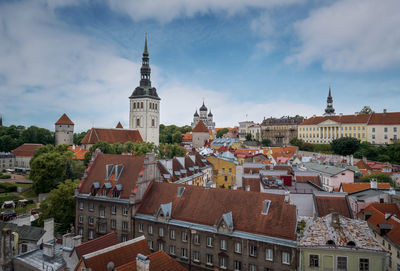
(159, 82), (320, 127)
(105, 0), (303, 23)
(288, 0), (400, 71)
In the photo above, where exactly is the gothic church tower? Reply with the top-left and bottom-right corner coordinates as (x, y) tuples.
(129, 35), (160, 145)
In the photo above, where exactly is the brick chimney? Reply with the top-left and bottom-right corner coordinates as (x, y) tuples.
(136, 253), (150, 271)
(370, 179), (378, 189)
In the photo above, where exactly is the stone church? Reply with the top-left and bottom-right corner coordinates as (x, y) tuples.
(191, 102), (215, 130)
(129, 35), (161, 145)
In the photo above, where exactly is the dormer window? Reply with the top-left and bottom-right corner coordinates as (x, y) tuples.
(102, 189), (107, 196)
(113, 190), (120, 198)
(261, 200), (271, 215)
(347, 241), (356, 247)
(326, 240), (335, 245)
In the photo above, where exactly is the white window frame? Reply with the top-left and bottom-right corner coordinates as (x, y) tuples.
(181, 248), (188, 259)
(122, 221), (128, 230)
(282, 251), (290, 265)
(193, 251), (200, 262)
(159, 227), (164, 237)
(234, 241), (242, 254)
(88, 230), (94, 240)
(207, 236), (214, 247)
(265, 248), (273, 261)
(170, 229), (175, 240)
(78, 215), (83, 224)
(123, 207), (128, 216)
(99, 207), (105, 218)
(111, 205), (116, 214)
(220, 239), (227, 250)
(249, 264), (257, 271)
(194, 234), (200, 244)
(249, 245), (257, 257)
(234, 260), (242, 271)
(219, 256), (227, 269)
(309, 254), (319, 268)
(138, 223), (143, 233)
(79, 201), (84, 210)
(148, 225), (153, 234)
(148, 240), (153, 250)
(206, 254), (213, 265)
(182, 231), (188, 242)
(169, 245), (176, 255)
(111, 219), (116, 229)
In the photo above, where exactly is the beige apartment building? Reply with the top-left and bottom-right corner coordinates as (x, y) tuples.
(298, 111), (400, 145)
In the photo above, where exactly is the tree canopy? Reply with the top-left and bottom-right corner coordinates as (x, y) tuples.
(330, 137), (361, 156)
(157, 143), (186, 159)
(34, 179), (80, 233)
(261, 138), (272, 147)
(73, 131), (88, 145)
(159, 124), (192, 144)
(216, 128), (229, 138)
(0, 125), (54, 152)
(361, 172), (395, 187)
(359, 106), (374, 114)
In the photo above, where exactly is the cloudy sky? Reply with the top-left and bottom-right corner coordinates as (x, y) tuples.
(1, 0), (400, 132)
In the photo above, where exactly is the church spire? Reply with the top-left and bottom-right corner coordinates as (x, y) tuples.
(140, 33), (151, 87)
(324, 86), (335, 116)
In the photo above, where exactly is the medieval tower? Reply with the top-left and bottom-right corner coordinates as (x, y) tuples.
(129, 35), (160, 145)
(55, 113), (74, 145)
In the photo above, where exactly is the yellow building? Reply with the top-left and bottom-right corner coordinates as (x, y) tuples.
(206, 154), (238, 189)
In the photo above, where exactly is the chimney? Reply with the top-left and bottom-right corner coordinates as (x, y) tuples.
(43, 242), (55, 258)
(43, 218), (55, 243)
(284, 191), (290, 203)
(370, 179), (378, 189)
(107, 261), (115, 271)
(362, 156), (367, 163)
(389, 187), (396, 195)
(145, 152), (155, 163)
(0, 228), (13, 266)
(331, 212), (340, 228)
(136, 253), (150, 271)
(245, 185), (250, 191)
(383, 109), (387, 114)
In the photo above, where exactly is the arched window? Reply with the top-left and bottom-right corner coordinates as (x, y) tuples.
(347, 241), (356, 247)
(133, 103), (136, 109)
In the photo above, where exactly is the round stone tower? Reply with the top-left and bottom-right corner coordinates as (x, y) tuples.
(55, 113), (74, 145)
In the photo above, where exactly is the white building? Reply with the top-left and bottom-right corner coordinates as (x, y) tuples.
(129, 36), (160, 145)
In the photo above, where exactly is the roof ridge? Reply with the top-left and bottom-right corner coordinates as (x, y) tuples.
(83, 236), (145, 259)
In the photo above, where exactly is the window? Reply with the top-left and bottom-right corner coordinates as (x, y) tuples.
(194, 234), (200, 244)
(170, 229), (175, 239)
(88, 230), (94, 240)
(102, 189), (107, 196)
(389, 255), (392, 268)
(193, 251), (200, 262)
(79, 201), (84, 210)
(169, 245), (176, 255)
(224, 176), (227, 181)
(98, 223), (106, 233)
(182, 231), (188, 242)
(309, 254), (319, 267)
(219, 256), (227, 269)
(372, 127), (375, 132)
(220, 239), (227, 250)
(234, 260), (242, 271)
(141, 102), (143, 108)
(207, 236), (214, 247)
(372, 135), (375, 139)
(78, 227), (83, 236)
(181, 248), (188, 259)
(359, 258), (369, 271)
(249, 264), (257, 271)
(111, 219), (116, 229)
(282, 252), (290, 265)
(265, 248), (273, 261)
(111, 205), (116, 214)
(21, 244), (28, 253)
(148, 240), (153, 250)
(389, 243), (392, 250)
(229, 168), (232, 173)
(159, 227), (164, 237)
(384, 127), (388, 132)
(136, 118), (140, 127)
(88, 216), (94, 225)
(337, 256), (347, 270)
(121, 235), (127, 242)
(152, 119), (155, 127)
(250, 245), (257, 257)
(123, 207), (128, 216)
(78, 215), (83, 224)
(234, 241), (242, 253)
(397, 250), (400, 258)
(394, 127), (397, 132)
(206, 254), (213, 265)
(122, 221), (128, 230)
(222, 168), (225, 174)
(89, 202), (94, 211)
(158, 242), (164, 251)
(148, 225), (153, 234)
(138, 223), (143, 232)
(385, 135), (388, 139)
(99, 207), (105, 218)
(383, 239), (386, 246)
(397, 264), (400, 271)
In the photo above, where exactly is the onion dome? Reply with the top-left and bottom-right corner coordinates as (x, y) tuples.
(194, 110), (199, 117)
(208, 110), (213, 117)
(199, 101), (207, 111)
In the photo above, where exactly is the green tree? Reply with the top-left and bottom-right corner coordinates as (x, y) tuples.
(157, 143), (186, 159)
(159, 124), (192, 144)
(36, 179), (80, 233)
(359, 106), (374, 114)
(245, 133), (252, 141)
(216, 128), (229, 138)
(330, 137), (361, 156)
(21, 126), (54, 145)
(0, 135), (19, 152)
(73, 131), (88, 145)
(171, 131), (183, 144)
(361, 173), (394, 187)
(261, 138), (272, 147)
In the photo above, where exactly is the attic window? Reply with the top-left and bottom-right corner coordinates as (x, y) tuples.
(115, 164), (124, 181)
(105, 164), (115, 180)
(177, 187), (185, 198)
(326, 240), (335, 245)
(347, 241), (356, 247)
(113, 190), (120, 198)
(261, 200), (271, 215)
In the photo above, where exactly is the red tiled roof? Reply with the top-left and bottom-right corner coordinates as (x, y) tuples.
(296, 176), (320, 186)
(182, 132), (192, 142)
(243, 178), (260, 192)
(315, 195), (352, 218)
(68, 146), (88, 160)
(80, 237), (150, 271)
(116, 250), (187, 271)
(340, 182), (391, 194)
(75, 232), (118, 259)
(362, 203), (400, 246)
(368, 112), (400, 125)
(79, 153), (145, 199)
(116, 122), (123, 128)
(192, 120), (209, 133)
(137, 182), (297, 240)
(299, 114), (371, 125)
(11, 143), (43, 157)
(55, 113), (74, 125)
(81, 128), (143, 145)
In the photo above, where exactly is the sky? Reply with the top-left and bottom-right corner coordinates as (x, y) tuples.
(1, 0), (400, 132)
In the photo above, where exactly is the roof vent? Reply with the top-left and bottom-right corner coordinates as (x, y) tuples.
(326, 240), (335, 245)
(261, 200), (271, 215)
(177, 187), (185, 198)
(107, 261), (115, 271)
(347, 241), (356, 247)
(136, 253), (150, 271)
(383, 109), (387, 113)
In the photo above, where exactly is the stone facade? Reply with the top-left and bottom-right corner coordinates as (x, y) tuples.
(261, 116), (303, 146)
(55, 113), (74, 146)
(129, 36), (160, 145)
(191, 102), (215, 131)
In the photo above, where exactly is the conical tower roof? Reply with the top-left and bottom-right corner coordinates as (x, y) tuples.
(55, 113), (74, 125)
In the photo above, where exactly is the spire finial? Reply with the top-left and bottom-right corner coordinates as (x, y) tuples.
(144, 32), (148, 54)
(328, 85), (332, 97)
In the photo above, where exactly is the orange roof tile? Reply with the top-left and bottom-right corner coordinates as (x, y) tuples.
(75, 232), (118, 259)
(11, 143), (43, 157)
(340, 182), (391, 194)
(368, 112), (400, 125)
(192, 120), (209, 133)
(55, 113), (74, 125)
(68, 146), (88, 160)
(81, 128), (143, 145)
(116, 250), (187, 271)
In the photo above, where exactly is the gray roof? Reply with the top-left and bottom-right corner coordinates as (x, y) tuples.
(304, 162), (354, 176)
(15, 242), (66, 271)
(348, 189), (388, 201)
(0, 222), (45, 242)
